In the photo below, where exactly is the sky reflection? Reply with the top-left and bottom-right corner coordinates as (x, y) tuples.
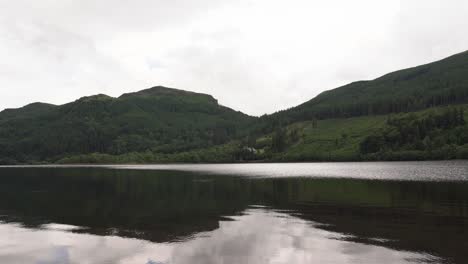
(0, 209), (438, 264)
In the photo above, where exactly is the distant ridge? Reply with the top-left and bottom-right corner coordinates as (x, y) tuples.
(267, 49), (468, 123)
(120, 86), (214, 99)
(0, 102), (56, 121)
(3, 50), (468, 118)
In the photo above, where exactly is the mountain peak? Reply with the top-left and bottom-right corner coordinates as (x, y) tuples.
(0, 102), (56, 120)
(76, 94), (114, 103)
(119, 86), (214, 100)
(1, 102), (55, 113)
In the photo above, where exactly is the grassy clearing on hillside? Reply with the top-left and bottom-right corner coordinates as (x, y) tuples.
(275, 115), (387, 161)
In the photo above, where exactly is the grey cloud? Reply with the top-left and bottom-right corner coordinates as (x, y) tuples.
(0, 18), (137, 108)
(4, 0), (236, 35)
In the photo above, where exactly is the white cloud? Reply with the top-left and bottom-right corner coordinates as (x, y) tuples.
(0, 0), (468, 115)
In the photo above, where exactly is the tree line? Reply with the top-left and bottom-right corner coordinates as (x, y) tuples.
(360, 107), (468, 160)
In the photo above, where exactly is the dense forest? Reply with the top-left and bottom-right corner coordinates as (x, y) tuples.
(0, 87), (253, 164)
(1, 50), (468, 164)
(360, 107), (468, 160)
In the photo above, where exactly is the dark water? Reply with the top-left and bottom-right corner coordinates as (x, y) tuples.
(0, 161), (467, 264)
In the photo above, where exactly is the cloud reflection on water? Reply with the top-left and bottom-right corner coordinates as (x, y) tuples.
(0, 209), (438, 264)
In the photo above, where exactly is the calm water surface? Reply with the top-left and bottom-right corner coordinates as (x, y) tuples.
(0, 161), (467, 264)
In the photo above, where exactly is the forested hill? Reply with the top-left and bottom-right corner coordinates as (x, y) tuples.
(0, 86), (254, 164)
(265, 50), (468, 125)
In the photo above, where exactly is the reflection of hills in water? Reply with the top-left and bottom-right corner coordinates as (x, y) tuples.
(0, 168), (250, 242)
(0, 167), (468, 263)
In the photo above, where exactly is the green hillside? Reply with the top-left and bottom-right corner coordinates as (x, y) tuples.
(265, 50), (468, 125)
(272, 105), (468, 161)
(0, 86), (254, 164)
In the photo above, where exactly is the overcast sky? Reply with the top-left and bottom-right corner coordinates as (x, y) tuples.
(1, 0), (468, 116)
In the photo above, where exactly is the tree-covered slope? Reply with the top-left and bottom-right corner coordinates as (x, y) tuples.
(0, 86), (254, 164)
(267, 50), (468, 124)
